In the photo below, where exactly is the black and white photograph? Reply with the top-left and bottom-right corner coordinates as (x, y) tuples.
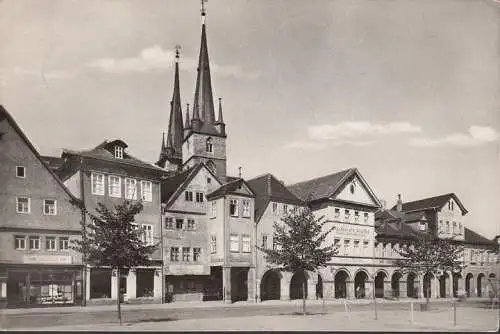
(0, 0), (499, 331)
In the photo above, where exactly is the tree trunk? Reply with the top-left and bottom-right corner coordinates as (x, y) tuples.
(116, 268), (122, 325)
(302, 279), (306, 315)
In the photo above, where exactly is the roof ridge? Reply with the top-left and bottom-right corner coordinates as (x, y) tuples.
(288, 168), (354, 187)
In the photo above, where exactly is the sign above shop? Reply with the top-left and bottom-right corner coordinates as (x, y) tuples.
(23, 255), (73, 265)
(332, 224), (371, 238)
(167, 264), (207, 275)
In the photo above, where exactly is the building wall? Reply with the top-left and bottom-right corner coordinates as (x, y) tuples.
(182, 133), (226, 177)
(437, 199), (465, 240)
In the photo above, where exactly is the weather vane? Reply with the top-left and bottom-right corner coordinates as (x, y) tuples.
(175, 44), (181, 60)
(201, 0), (207, 16)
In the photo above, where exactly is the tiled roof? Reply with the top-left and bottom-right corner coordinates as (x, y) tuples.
(375, 221), (426, 240)
(0, 105), (81, 205)
(41, 155), (65, 172)
(161, 166), (197, 204)
(206, 178), (255, 200)
(287, 168), (353, 202)
(62, 140), (165, 173)
(464, 227), (497, 246)
(391, 193), (468, 214)
(247, 173), (305, 222)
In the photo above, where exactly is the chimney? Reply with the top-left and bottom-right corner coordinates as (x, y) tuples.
(396, 194), (403, 212)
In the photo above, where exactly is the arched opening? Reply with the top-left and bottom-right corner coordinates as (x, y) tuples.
(452, 273), (462, 298)
(290, 271), (307, 300)
(375, 271), (386, 298)
(423, 273), (433, 299)
(391, 272), (402, 298)
(407, 272), (417, 298)
(439, 272), (449, 298)
(354, 271), (368, 299)
(477, 273), (485, 297)
(260, 270), (281, 301)
(206, 137), (213, 153)
(465, 273), (473, 297)
(488, 273), (497, 299)
(334, 270), (349, 299)
(316, 274), (323, 299)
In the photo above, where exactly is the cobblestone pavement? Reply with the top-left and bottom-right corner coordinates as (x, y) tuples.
(8, 306), (499, 332)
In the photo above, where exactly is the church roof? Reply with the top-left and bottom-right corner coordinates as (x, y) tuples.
(247, 173), (305, 222)
(390, 193), (468, 214)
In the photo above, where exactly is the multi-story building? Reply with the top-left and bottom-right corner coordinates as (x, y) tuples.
(0, 106), (84, 308)
(55, 139), (165, 304)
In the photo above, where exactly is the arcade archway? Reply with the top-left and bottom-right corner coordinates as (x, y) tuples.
(290, 271), (307, 300)
(334, 270), (349, 299)
(260, 269), (281, 301)
(354, 271), (368, 299)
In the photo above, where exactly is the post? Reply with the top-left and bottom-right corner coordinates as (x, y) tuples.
(453, 301), (456, 326)
(410, 301), (414, 324)
(116, 268), (122, 325)
(343, 298), (351, 319)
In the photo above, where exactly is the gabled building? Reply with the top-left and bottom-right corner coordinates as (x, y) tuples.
(0, 106), (84, 308)
(376, 193), (498, 300)
(56, 139), (165, 304)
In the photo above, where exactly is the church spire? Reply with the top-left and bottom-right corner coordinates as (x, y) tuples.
(156, 45), (183, 169)
(192, 0), (216, 125)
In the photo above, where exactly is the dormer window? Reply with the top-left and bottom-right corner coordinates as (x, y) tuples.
(115, 146), (123, 159)
(206, 138), (213, 153)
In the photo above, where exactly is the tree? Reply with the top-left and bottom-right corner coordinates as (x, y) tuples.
(394, 231), (465, 309)
(258, 207), (338, 315)
(72, 200), (159, 325)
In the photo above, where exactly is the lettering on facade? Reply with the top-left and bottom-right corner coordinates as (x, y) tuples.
(167, 264), (205, 275)
(332, 224), (370, 238)
(23, 255), (73, 265)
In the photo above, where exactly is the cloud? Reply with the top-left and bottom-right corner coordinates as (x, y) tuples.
(410, 126), (499, 147)
(286, 121), (420, 150)
(86, 45), (259, 80)
(308, 121), (421, 141)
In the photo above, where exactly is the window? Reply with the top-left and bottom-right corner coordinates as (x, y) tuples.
(381, 243), (387, 257)
(334, 208), (340, 219)
(353, 240), (360, 255)
(170, 247), (179, 262)
(43, 199), (57, 215)
(182, 247), (191, 262)
(334, 238), (341, 248)
(59, 237), (69, 250)
(363, 240), (369, 249)
(15, 236), (26, 250)
(229, 199), (238, 217)
(141, 224), (153, 245)
(272, 203), (278, 213)
(16, 197), (30, 214)
(446, 221), (450, 233)
(211, 201), (216, 218)
(175, 218), (184, 230)
(108, 175), (121, 198)
(125, 178), (137, 200)
(193, 248), (201, 262)
(185, 191), (193, 202)
(262, 235), (268, 248)
(343, 239), (350, 255)
(272, 236), (278, 250)
(207, 177), (211, 184)
(242, 200), (250, 217)
(283, 204), (288, 213)
(452, 221), (457, 234)
(187, 219), (196, 230)
(230, 234), (239, 252)
(439, 220), (444, 232)
(16, 166), (26, 178)
(451, 201), (454, 211)
(364, 212), (369, 223)
(91, 173), (105, 195)
(206, 138), (213, 152)
(195, 192), (204, 203)
(141, 181), (152, 202)
(164, 217), (174, 229)
(354, 211), (359, 222)
(242, 235), (251, 253)
(350, 183), (355, 194)
(46, 237), (56, 251)
(210, 235), (217, 253)
(29, 236), (40, 250)
(344, 209), (350, 221)
(114, 146), (123, 159)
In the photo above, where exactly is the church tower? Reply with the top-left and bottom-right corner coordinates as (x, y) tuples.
(182, 3), (227, 178)
(157, 46), (184, 171)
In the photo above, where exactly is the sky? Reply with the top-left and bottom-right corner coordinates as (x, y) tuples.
(1, 0), (499, 238)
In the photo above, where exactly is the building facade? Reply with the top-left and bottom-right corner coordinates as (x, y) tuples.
(0, 106), (84, 308)
(56, 139), (165, 304)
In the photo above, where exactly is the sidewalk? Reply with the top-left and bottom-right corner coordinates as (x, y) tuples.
(0, 297), (486, 315)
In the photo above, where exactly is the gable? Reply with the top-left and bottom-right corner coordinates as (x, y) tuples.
(334, 175), (378, 207)
(231, 182), (254, 197)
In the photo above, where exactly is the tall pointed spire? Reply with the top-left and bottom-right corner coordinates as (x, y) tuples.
(192, 0), (216, 125)
(184, 103), (191, 129)
(156, 45), (184, 169)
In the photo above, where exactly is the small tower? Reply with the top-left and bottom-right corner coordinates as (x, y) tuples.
(157, 45), (184, 171)
(182, 1), (227, 178)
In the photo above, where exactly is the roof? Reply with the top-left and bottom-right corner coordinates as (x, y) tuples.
(41, 155), (65, 171)
(206, 178), (255, 200)
(62, 140), (165, 173)
(375, 221), (426, 240)
(464, 227), (497, 246)
(161, 165), (199, 205)
(247, 173), (306, 222)
(391, 193), (468, 214)
(0, 105), (81, 206)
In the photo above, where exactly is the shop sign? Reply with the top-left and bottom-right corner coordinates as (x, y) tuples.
(23, 255), (73, 265)
(167, 264), (206, 275)
(332, 224), (371, 238)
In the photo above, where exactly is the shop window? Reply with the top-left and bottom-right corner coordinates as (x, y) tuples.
(90, 268), (111, 299)
(136, 269), (154, 298)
